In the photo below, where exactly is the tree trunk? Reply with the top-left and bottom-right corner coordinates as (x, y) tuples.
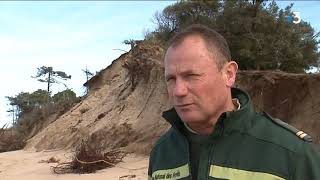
(47, 70), (51, 93)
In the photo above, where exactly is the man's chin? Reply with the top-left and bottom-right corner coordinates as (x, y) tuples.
(177, 112), (202, 124)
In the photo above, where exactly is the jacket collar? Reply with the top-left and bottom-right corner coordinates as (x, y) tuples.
(162, 87), (255, 136)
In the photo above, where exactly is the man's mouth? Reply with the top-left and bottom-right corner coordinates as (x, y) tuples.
(175, 103), (193, 108)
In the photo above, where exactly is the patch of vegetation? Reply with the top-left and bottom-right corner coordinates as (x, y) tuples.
(146, 0), (320, 73)
(52, 140), (126, 174)
(123, 57), (155, 91)
(2, 89), (80, 153)
(0, 127), (26, 153)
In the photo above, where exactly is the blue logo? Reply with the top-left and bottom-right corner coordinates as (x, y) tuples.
(287, 12), (301, 24)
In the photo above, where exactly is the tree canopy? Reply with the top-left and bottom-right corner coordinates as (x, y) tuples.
(6, 89), (50, 119)
(149, 0), (320, 73)
(52, 89), (77, 104)
(6, 89), (78, 125)
(32, 66), (71, 93)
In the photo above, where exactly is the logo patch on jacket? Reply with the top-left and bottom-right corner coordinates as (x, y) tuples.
(151, 164), (189, 180)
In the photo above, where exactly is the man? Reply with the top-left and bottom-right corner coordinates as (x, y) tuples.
(148, 24), (320, 180)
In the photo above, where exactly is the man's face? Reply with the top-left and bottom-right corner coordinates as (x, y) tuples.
(164, 35), (230, 125)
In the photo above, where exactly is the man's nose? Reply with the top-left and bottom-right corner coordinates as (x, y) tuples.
(173, 79), (188, 97)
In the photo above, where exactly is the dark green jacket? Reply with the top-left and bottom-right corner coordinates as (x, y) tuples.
(148, 88), (320, 180)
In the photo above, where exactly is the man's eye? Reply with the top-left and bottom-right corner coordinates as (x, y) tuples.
(187, 74), (199, 78)
(185, 74), (201, 81)
(166, 77), (174, 82)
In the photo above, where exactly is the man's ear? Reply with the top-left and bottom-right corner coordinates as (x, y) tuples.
(223, 61), (238, 87)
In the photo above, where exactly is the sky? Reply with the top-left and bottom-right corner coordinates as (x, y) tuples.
(0, 1), (319, 127)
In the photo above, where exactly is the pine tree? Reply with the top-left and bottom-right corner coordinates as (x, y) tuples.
(32, 66), (71, 93)
(151, 0), (320, 72)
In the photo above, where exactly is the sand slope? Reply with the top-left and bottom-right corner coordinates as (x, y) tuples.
(25, 43), (320, 156)
(0, 150), (148, 180)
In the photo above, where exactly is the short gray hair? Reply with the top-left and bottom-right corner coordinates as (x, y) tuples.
(167, 24), (231, 70)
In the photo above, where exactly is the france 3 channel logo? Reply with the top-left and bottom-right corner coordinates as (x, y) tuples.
(287, 12), (301, 24)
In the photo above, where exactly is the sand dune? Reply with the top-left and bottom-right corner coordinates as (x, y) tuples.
(0, 150), (148, 180)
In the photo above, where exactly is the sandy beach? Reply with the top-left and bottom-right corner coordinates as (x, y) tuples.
(0, 150), (148, 180)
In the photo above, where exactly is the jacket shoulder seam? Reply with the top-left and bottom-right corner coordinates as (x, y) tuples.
(262, 111), (313, 142)
(242, 131), (299, 154)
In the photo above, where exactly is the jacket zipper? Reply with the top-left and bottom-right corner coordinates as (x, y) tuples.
(207, 124), (224, 180)
(178, 131), (193, 180)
